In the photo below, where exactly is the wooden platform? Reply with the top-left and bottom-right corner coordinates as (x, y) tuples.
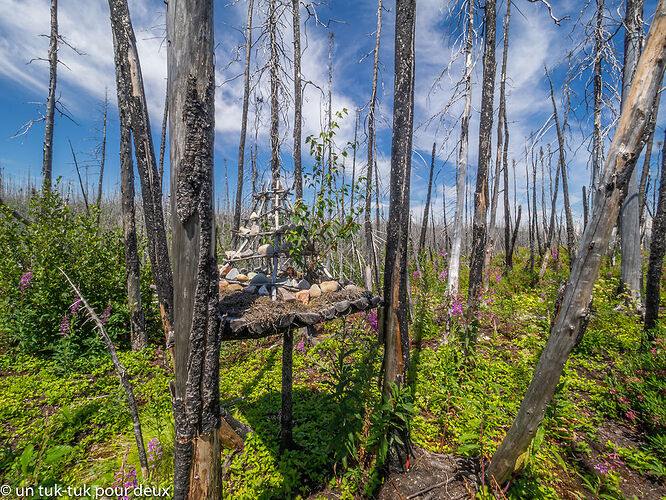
(218, 289), (382, 340)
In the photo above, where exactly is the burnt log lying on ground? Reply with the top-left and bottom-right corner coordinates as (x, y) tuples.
(218, 288), (382, 340)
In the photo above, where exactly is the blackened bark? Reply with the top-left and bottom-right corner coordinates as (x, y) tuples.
(639, 89), (661, 230)
(292, 0), (303, 200)
(467, 0), (496, 304)
(592, 0), (604, 204)
(234, 0), (254, 241)
(159, 88), (168, 190)
(503, 115), (512, 269)
(167, 0), (221, 497)
(119, 112), (147, 351)
(583, 185), (589, 229)
(43, 0), (58, 191)
(108, 0), (174, 335)
(645, 131), (666, 335)
(381, 0), (415, 472)
(97, 90), (108, 215)
(419, 142), (436, 251)
(487, 2), (666, 483)
(269, 0), (280, 189)
(280, 329), (294, 451)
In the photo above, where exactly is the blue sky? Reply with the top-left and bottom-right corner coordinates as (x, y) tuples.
(0, 0), (663, 225)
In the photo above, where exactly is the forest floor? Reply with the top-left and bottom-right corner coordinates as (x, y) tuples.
(0, 250), (665, 499)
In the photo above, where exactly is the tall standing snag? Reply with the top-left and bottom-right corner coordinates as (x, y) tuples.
(167, 0), (221, 498)
(42, 0), (58, 191)
(467, 0), (496, 308)
(108, 0), (174, 337)
(381, 0), (416, 472)
(487, 1), (666, 484)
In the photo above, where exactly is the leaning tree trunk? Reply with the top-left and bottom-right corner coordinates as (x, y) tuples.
(42, 0), (58, 191)
(108, 0), (174, 336)
(167, 0), (221, 498)
(118, 93), (147, 351)
(467, 0), (496, 306)
(418, 142), (436, 251)
(292, 0), (303, 200)
(233, 0), (254, 243)
(381, 0), (415, 473)
(487, 3), (666, 484)
(447, 0), (474, 296)
(619, 0), (645, 305)
(645, 131), (666, 336)
(364, 0), (383, 293)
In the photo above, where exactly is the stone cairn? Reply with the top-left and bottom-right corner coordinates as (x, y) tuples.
(218, 178), (353, 304)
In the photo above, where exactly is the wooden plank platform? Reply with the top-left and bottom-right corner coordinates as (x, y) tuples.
(219, 292), (381, 340)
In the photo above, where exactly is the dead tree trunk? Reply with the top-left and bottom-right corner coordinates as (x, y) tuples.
(108, 0), (174, 336)
(381, 0), (415, 473)
(419, 142), (436, 251)
(487, 3), (666, 483)
(645, 131), (666, 336)
(233, 0), (254, 242)
(503, 116), (512, 269)
(447, 0), (474, 296)
(159, 88), (168, 190)
(42, 0), (58, 191)
(546, 68), (575, 267)
(96, 89), (108, 215)
(591, 0), (605, 204)
(364, 0), (383, 293)
(639, 89), (661, 234)
(167, 0), (221, 497)
(485, 0), (511, 285)
(292, 0), (303, 200)
(619, 0), (645, 305)
(467, 0), (496, 305)
(118, 108), (146, 351)
(269, 0), (280, 189)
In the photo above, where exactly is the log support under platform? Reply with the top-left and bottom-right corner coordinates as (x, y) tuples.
(280, 327), (294, 452)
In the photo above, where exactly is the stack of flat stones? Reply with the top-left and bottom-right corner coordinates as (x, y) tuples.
(217, 263), (357, 305)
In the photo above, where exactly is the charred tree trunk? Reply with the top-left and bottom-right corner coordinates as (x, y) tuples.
(108, 0), (174, 336)
(503, 118), (512, 269)
(447, 0), (474, 296)
(583, 185), (589, 229)
(269, 0), (280, 189)
(592, 0), (605, 204)
(486, 0), (511, 285)
(487, 3), (666, 483)
(419, 142), (436, 251)
(364, 0), (383, 293)
(119, 110), (146, 351)
(167, 0), (221, 498)
(233, 0), (254, 242)
(645, 131), (666, 336)
(97, 90), (108, 216)
(159, 88), (168, 190)
(292, 0), (303, 200)
(381, 0), (415, 473)
(43, 0), (58, 191)
(619, 0), (645, 305)
(639, 89), (661, 233)
(467, 0), (496, 305)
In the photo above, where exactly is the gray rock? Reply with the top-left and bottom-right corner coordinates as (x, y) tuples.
(258, 285), (270, 296)
(250, 273), (270, 285)
(226, 268), (240, 281)
(243, 285), (257, 294)
(309, 284), (322, 298)
(344, 284), (357, 292)
(278, 287), (297, 302)
(258, 244), (273, 256)
(297, 279), (310, 290)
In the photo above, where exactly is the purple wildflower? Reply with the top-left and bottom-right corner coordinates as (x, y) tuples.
(60, 314), (71, 337)
(450, 299), (464, 316)
(18, 270), (33, 295)
(100, 301), (112, 326)
(364, 310), (378, 334)
(147, 438), (163, 467)
(297, 340), (306, 354)
(594, 463), (609, 475)
(412, 270), (421, 277)
(69, 297), (82, 316)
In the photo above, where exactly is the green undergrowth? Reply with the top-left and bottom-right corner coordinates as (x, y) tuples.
(0, 247), (664, 499)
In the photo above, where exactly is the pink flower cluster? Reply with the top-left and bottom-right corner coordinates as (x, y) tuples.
(18, 270), (33, 295)
(60, 297), (82, 337)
